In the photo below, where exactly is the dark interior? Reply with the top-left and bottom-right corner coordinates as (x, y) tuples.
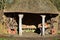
(4, 12), (58, 34)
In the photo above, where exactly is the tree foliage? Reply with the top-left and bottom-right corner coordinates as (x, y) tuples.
(0, 0), (15, 10)
(50, 0), (60, 11)
(0, 0), (5, 10)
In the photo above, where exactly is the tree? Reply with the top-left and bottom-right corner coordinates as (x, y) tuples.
(0, 0), (5, 10)
(50, 0), (60, 11)
(0, 0), (5, 23)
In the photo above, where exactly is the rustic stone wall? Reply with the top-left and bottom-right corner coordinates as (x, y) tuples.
(0, 10), (4, 23)
(53, 15), (59, 34)
(58, 14), (60, 33)
(0, 14), (8, 34)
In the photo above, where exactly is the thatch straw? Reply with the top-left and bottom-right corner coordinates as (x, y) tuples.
(4, 0), (58, 14)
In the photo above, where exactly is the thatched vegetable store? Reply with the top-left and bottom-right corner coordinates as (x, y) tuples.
(0, 0), (59, 36)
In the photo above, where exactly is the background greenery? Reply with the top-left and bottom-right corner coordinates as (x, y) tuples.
(50, 0), (60, 11)
(0, 0), (5, 10)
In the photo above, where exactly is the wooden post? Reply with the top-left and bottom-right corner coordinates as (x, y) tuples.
(41, 15), (46, 36)
(18, 14), (23, 36)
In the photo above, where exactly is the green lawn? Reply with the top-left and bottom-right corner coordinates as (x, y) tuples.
(0, 38), (15, 40)
(0, 37), (60, 40)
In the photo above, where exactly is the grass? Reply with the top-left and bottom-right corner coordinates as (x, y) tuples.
(58, 32), (60, 34)
(0, 38), (15, 40)
(0, 37), (60, 40)
(0, 36), (60, 40)
(53, 32), (60, 40)
(53, 38), (59, 40)
(53, 38), (60, 40)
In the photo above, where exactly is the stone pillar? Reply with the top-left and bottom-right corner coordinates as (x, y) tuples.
(18, 14), (23, 36)
(41, 15), (46, 36)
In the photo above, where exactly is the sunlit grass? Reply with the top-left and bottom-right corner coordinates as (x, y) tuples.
(0, 38), (15, 40)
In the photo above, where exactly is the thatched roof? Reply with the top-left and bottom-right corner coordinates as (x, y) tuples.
(4, 0), (59, 14)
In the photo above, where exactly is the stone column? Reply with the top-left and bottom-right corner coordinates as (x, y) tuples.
(41, 15), (46, 36)
(18, 14), (23, 36)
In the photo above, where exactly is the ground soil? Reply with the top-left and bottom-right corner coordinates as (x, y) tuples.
(0, 32), (60, 40)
